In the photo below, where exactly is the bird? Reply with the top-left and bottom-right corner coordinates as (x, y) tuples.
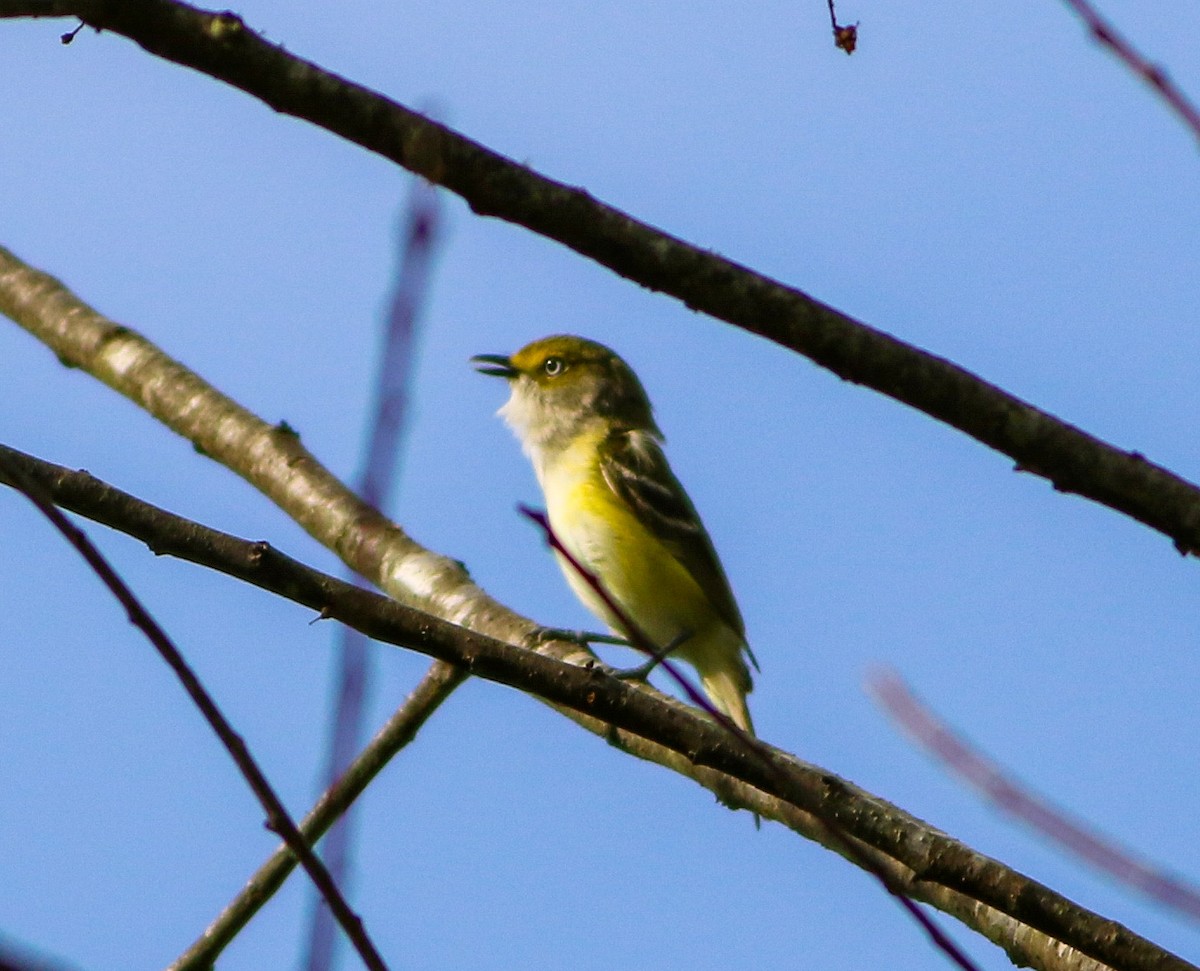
(473, 335), (757, 734)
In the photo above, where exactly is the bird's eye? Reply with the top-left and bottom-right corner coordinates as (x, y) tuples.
(543, 357), (565, 376)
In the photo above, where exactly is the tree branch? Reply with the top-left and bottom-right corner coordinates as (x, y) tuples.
(0, 442), (1191, 971)
(1056, 0), (1200, 146)
(3, 0), (1200, 555)
(871, 670), (1200, 923)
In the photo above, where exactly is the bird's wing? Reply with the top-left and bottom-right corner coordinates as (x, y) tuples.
(598, 429), (747, 643)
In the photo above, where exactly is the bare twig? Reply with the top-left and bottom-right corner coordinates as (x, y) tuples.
(58, 16), (81, 41)
(871, 670), (1200, 923)
(303, 175), (444, 971)
(1057, 0), (1200, 146)
(0, 454), (391, 971)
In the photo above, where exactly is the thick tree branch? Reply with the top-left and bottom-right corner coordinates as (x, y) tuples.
(4, 0), (1200, 554)
(0, 444), (1190, 971)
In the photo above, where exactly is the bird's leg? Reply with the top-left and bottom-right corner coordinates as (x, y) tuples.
(530, 626), (631, 648)
(611, 629), (693, 682)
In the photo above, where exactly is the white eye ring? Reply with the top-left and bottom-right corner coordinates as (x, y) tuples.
(543, 357), (564, 376)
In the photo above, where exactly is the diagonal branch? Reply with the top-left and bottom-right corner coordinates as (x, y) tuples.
(4, 0), (1200, 556)
(871, 670), (1200, 923)
(0, 444), (1191, 971)
(1056, 0), (1200, 146)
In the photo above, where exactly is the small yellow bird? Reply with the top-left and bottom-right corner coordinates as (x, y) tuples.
(474, 335), (757, 734)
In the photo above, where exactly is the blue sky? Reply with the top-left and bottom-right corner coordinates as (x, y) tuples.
(2, 1), (1200, 968)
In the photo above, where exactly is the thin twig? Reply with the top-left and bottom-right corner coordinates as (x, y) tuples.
(1057, 0), (1200, 146)
(303, 175), (444, 971)
(0, 451), (391, 971)
(871, 669), (1200, 923)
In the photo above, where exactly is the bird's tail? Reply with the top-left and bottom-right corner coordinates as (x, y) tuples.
(700, 665), (755, 736)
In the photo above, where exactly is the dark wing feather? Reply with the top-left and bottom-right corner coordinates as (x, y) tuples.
(599, 430), (746, 641)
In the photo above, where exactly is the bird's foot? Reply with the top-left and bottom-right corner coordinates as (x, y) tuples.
(609, 629), (693, 682)
(609, 657), (661, 682)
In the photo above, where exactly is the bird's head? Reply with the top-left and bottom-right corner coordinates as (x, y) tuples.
(473, 335), (659, 458)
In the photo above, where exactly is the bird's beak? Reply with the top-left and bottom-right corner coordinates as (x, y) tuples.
(471, 353), (518, 378)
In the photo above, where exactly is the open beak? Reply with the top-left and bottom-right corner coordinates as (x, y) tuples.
(471, 353), (518, 378)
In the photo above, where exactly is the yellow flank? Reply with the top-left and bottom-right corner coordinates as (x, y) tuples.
(547, 427), (720, 638)
(542, 431), (731, 671)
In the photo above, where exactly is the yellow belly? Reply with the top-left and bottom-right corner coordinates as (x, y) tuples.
(541, 440), (723, 660)
(536, 433), (754, 734)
